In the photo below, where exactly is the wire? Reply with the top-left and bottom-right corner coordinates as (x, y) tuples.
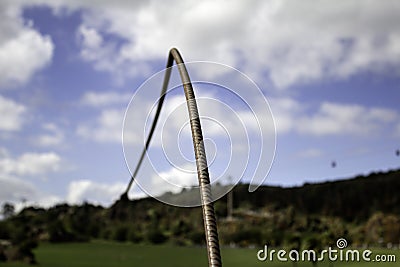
(124, 48), (222, 267)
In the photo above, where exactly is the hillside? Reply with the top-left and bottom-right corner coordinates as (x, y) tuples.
(1, 169), (400, 262)
(228, 169), (400, 221)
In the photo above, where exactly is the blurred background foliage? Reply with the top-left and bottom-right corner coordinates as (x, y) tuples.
(1, 169), (400, 263)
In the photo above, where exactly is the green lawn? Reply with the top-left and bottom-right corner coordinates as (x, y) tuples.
(1, 242), (398, 267)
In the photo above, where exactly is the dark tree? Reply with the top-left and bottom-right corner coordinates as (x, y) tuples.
(2, 202), (15, 219)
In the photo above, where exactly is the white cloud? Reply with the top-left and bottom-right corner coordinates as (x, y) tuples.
(269, 97), (302, 134)
(0, 175), (36, 202)
(0, 2), (53, 86)
(0, 151), (62, 176)
(77, 94), (188, 145)
(81, 91), (131, 107)
(0, 95), (26, 131)
(296, 148), (323, 159)
(369, 108), (398, 123)
(127, 165), (199, 203)
(76, 22), (151, 84)
(36, 123), (65, 147)
(64, 0), (400, 88)
(66, 179), (142, 205)
(77, 91), (140, 143)
(0, 175), (61, 211)
(297, 102), (398, 136)
(78, 89), (164, 145)
(156, 164), (198, 188)
(0, 148), (62, 208)
(78, 25), (102, 52)
(77, 108), (128, 143)
(2, 1), (400, 88)
(77, 25), (112, 70)
(269, 98), (399, 137)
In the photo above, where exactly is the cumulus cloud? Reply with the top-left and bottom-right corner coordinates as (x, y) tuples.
(150, 164), (198, 196)
(77, 90), (139, 143)
(0, 95), (26, 131)
(81, 91), (131, 107)
(77, 94), (188, 145)
(0, 175), (36, 202)
(2, 1), (400, 88)
(76, 23), (152, 84)
(129, 164), (199, 204)
(0, 147), (62, 209)
(0, 175), (61, 210)
(297, 103), (398, 136)
(77, 90), (160, 146)
(269, 97), (302, 134)
(66, 179), (144, 205)
(65, 0), (400, 88)
(36, 123), (65, 147)
(0, 151), (62, 177)
(0, 1), (53, 87)
(296, 148), (323, 159)
(269, 98), (399, 136)
(77, 108), (128, 143)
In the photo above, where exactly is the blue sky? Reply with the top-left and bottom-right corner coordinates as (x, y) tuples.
(1, 0), (400, 209)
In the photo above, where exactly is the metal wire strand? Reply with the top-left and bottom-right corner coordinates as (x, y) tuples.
(125, 48), (222, 267)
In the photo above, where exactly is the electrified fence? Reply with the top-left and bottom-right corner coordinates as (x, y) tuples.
(124, 48), (222, 267)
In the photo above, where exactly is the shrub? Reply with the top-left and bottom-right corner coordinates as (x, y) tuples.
(113, 226), (128, 242)
(146, 229), (167, 244)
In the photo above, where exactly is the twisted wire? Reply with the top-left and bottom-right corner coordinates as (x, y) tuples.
(125, 48), (222, 266)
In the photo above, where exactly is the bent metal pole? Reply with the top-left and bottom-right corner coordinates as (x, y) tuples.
(125, 48), (222, 267)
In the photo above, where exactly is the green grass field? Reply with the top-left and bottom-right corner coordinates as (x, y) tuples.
(1, 242), (398, 267)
